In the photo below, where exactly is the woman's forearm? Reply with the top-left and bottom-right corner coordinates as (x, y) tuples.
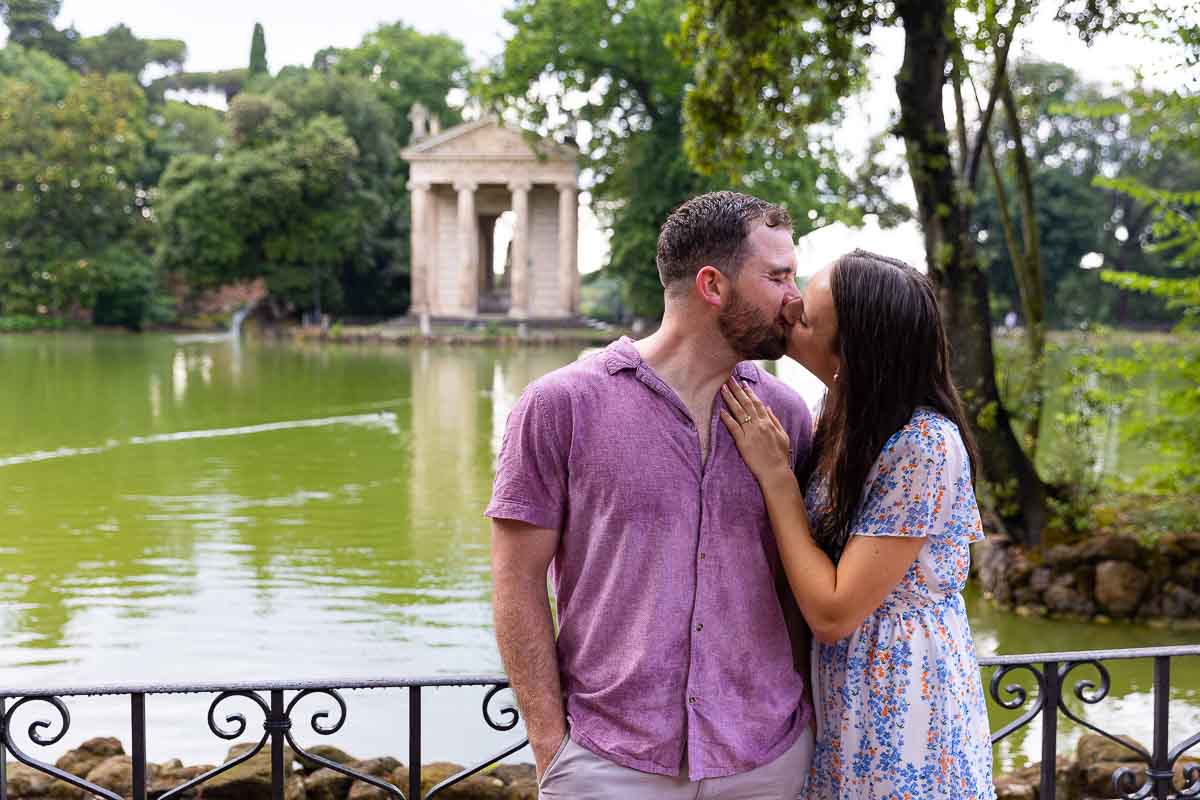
(757, 467), (928, 643)
(756, 469), (850, 641)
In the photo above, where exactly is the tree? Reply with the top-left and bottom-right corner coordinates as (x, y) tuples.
(0, 41), (75, 100)
(1099, 89), (1200, 324)
(0, 0), (77, 63)
(974, 62), (1200, 328)
(156, 111), (361, 315)
(675, 0), (1065, 543)
(0, 71), (157, 322)
(313, 21), (470, 140)
(249, 22), (268, 77)
(73, 23), (186, 79)
(484, 0), (854, 319)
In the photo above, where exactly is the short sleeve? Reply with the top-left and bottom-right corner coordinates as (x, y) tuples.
(852, 421), (955, 539)
(484, 382), (570, 531)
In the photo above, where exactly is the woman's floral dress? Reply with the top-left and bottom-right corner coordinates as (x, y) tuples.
(801, 408), (995, 799)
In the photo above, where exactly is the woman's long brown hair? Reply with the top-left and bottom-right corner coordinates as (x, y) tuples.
(797, 249), (980, 559)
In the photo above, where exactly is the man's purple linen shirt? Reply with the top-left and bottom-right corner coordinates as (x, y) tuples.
(486, 338), (813, 780)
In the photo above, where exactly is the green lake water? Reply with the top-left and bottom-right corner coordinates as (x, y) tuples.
(0, 332), (1195, 771)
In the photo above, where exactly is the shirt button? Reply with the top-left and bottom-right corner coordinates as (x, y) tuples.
(688, 696), (697, 705)
(699, 552), (706, 560)
(695, 623), (703, 632)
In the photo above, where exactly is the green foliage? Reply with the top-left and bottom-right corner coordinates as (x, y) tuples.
(0, 42), (75, 99)
(145, 100), (225, 182)
(997, 330), (1200, 531)
(249, 22), (268, 76)
(484, 0), (848, 318)
(91, 244), (175, 329)
(0, 72), (154, 318)
(975, 63), (1200, 327)
(74, 23), (186, 78)
(0, 313), (69, 331)
(313, 21), (469, 140)
(156, 112), (361, 312)
(147, 69), (248, 103)
(675, 0), (872, 179)
(0, 0), (77, 63)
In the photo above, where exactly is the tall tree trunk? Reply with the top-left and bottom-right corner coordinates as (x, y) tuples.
(894, 0), (1048, 547)
(1000, 72), (1047, 455)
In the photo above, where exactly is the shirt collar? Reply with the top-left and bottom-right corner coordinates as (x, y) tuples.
(604, 336), (761, 383)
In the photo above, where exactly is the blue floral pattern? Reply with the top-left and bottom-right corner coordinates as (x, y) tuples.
(802, 408), (995, 799)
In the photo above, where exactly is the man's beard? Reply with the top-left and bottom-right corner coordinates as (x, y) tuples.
(718, 286), (788, 361)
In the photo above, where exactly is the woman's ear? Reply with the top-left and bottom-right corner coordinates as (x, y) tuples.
(695, 265), (728, 309)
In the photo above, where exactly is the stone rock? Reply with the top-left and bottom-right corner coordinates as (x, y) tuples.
(414, 762), (505, 800)
(7, 762), (53, 797)
(993, 763), (1038, 800)
(54, 737), (125, 780)
(502, 778), (539, 800)
(1161, 583), (1200, 618)
(1079, 533), (1143, 564)
(296, 744), (357, 774)
(1045, 574), (1097, 617)
(357, 757), (401, 775)
(201, 742), (296, 800)
(344, 757), (405, 800)
(84, 755), (159, 797)
(1044, 543), (1083, 569)
(287, 773), (308, 800)
(974, 536), (1017, 604)
(149, 759), (212, 799)
(1177, 532), (1200, 555)
(1175, 557), (1200, 588)
(1029, 567), (1054, 593)
(1081, 760), (1139, 797)
(490, 764), (535, 785)
(46, 780), (84, 799)
(304, 767), (355, 800)
(1095, 560), (1151, 617)
(1076, 733), (1146, 765)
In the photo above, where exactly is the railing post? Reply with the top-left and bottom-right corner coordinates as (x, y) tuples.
(409, 686), (421, 800)
(1151, 656), (1171, 800)
(131, 694), (146, 800)
(1, 697), (7, 800)
(1041, 661), (1060, 800)
(271, 689), (285, 800)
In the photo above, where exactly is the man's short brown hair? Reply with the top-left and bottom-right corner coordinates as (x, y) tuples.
(655, 191), (792, 294)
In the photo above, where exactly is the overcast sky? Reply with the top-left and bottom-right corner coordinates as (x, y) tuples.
(2, 2), (1190, 274)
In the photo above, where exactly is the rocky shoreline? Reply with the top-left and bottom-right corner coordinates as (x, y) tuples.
(5, 737), (538, 799)
(974, 531), (1200, 625)
(995, 733), (1199, 799)
(10, 732), (1198, 799)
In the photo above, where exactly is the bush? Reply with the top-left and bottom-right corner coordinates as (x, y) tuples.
(0, 315), (68, 332)
(92, 247), (176, 330)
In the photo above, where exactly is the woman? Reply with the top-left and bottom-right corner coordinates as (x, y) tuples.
(719, 249), (994, 799)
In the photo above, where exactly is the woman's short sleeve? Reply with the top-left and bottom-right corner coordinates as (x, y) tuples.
(851, 418), (956, 539)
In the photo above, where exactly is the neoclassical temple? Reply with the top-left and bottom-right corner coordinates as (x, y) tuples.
(401, 106), (580, 319)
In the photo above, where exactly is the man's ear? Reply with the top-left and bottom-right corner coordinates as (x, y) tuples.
(694, 265), (728, 309)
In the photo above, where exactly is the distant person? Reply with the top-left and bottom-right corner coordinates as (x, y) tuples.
(1004, 310), (1018, 331)
(721, 250), (995, 798)
(487, 191), (815, 798)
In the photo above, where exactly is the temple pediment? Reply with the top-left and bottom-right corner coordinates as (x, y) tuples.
(402, 117), (577, 163)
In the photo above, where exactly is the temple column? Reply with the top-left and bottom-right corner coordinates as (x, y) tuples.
(454, 179), (479, 316)
(557, 181), (579, 315)
(508, 180), (532, 318)
(408, 180), (432, 316)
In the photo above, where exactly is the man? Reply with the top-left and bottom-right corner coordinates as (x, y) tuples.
(487, 191), (815, 799)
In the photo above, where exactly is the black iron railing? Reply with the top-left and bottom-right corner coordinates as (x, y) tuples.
(0, 645), (1197, 799)
(980, 645), (1200, 800)
(0, 677), (526, 800)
